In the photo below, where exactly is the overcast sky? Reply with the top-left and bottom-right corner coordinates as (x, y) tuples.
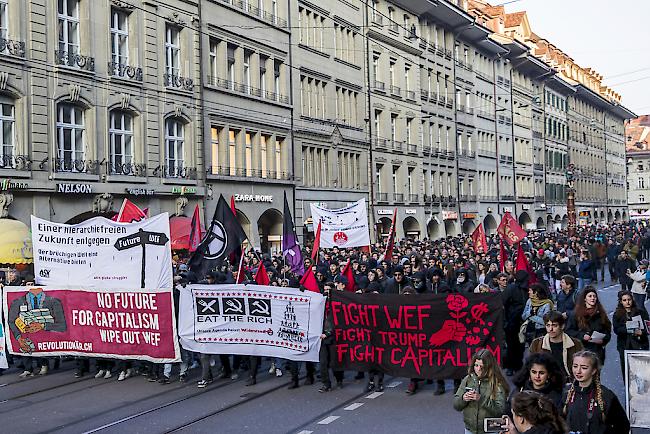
(502, 0), (650, 116)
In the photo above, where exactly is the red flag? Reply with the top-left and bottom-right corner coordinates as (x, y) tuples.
(254, 262), (270, 285)
(299, 265), (320, 293)
(384, 208), (398, 259)
(515, 243), (537, 284)
(497, 212), (527, 246)
(112, 198), (147, 223)
(235, 256), (246, 284)
(311, 220), (321, 261)
(188, 204), (202, 253)
(499, 239), (508, 272)
(340, 259), (356, 292)
(471, 224), (488, 254)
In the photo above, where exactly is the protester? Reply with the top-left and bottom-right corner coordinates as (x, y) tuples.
(511, 353), (566, 410)
(565, 286), (612, 363)
(502, 270), (530, 376)
(562, 351), (630, 434)
(555, 275), (577, 319)
(529, 311), (583, 379)
(453, 349), (509, 434)
(503, 391), (568, 434)
(521, 283), (554, 345)
(627, 261), (648, 312)
(613, 290), (649, 377)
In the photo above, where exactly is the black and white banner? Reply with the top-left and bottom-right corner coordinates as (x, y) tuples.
(178, 285), (325, 362)
(32, 213), (173, 289)
(309, 199), (371, 248)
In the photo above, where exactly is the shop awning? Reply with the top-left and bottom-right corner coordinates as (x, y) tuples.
(169, 216), (204, 250)
(0, 219), (33, 264)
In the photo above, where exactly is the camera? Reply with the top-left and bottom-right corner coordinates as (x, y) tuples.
(484, 417), (505, 433)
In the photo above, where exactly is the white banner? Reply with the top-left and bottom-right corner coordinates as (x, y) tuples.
(178, 284), (325, 362)
(0, 293), (8, 369)
(32, 213), (173, 289)
(310, 198), (370, 248)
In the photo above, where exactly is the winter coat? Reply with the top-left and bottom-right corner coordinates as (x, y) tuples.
(615, 257), (636, 288)
(364, 281), (382, 293)
(553, 257), (571, 279)
(565, 311), (611, 362)
(502, 279), (529, 332)
(430, 280), (452, 294)
(381, 276), (411, 294)
(562, 382), (630, 434)
(629, 269), (646, 295)
(529, 333), (583, 378)
(507, 380), (563, 413)
(613, 308), (649, 351)
(578, 259), (596, 280)
(556, 288), (578, 316)
(453, 374), (507, 434)
(522, 299), (553, 331)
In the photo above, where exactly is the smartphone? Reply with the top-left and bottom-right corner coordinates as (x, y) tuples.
(464, 387), (475, 392)
(484, 417), (505, 433)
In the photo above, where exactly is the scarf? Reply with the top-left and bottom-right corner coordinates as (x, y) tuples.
(530, 295), (553, 309)
(584, 307), (597, 318)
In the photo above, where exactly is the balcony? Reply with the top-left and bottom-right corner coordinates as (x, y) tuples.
(431, 194), (440, 204)
(373, 80), (386, 91)
(407, 143), (418, 154)
(108, 62), (143, 82)
(499, 155), (514, 165)
(429, 92), (438, 104)
(423, 146), (432, 156)
(533, 131), (543, 139)
(153, 164), (198, 180)
(446, 150), (456, 159)
(393, 193), (404, 202)
(389, 22), (399, 33)
(208, 76), (289, 103)
(477, 149), (497, 158)
(0, 155), (31, 171)
(54, 158), (101, 174)
(420, 90), (429, 100)
(0, 37), (26, 57)
(475, 69), (492, 82)
(460, 195), (477, 202)
(391, 140), (404, 151)
(517, 194), (534, 201)
(534, 195), (545, 202)
(55, 50), (95, 72)
(501, 194), (515, 201)
(405, 90), (416, 101)
(164, 73), (194, 91)
(476, 109), (492, 119)
(408, 194), (419, 203)
(218, 0), (287, 27)
(211, 165), (291, 180)
(374, 137), (389, 150)
(479, 195), (497, 201)
(459, 149), (476, 159)
(390, 85), (401, 96)
(533, 163), (544, 171)
(371, 14), (383, 25)
(108, 161), (147, 177)
(376, 192), (388, 202)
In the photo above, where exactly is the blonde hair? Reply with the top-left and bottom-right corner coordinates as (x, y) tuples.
(563, 350), (606, 423)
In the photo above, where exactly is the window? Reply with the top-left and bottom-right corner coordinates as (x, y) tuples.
(58, 0), (79, 55)
(165, 118), (184, 177)
(245, 132), (252, 176)
(374, 110), (381, 136)
(56, 103), (85, 172)
(274, 60), (281, 100)
(392, 166), (398, 193)
(0, 0), (8, 40)
(406, 118), (412, 144)
(372, 54), (379, 82)
(639, 177), (645, 189)
(259, 55), (267, 93)
(109, 111), (133, 174)
(0, 102), (14, 168)
(209, 41), (218, 82)
(228, 129), (237, 175)
(260, 135), (268, 178)
(404, 64), (410, 91)
(640, 195), (645, 203)
(390, 115), (397, 142)
(165, 25), (180, 79)
(389, 60), (395, 87)
(210, 127), (219, 175)
(227, 44), (236, 89)
(243, 50), (251, 94)
(376, 165), (382, 193)
(110, 8), (129, 71)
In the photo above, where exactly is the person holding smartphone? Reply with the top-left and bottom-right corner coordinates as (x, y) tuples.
(500, 390), (567, 434)
(453, 349), (509, 434)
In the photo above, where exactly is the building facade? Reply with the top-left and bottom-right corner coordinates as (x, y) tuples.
(626, 116), (650, 216)
(0, 0), (635, 253)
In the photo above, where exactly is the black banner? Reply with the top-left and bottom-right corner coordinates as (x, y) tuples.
(330, 292), (504, 379)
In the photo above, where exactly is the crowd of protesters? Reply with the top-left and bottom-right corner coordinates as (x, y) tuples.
(3, 220), (650, 433)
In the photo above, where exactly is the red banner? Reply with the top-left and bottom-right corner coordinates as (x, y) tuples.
(471, 223), (488, 253)
(3, 287), (180, 363)
(497, 211), (527, 245)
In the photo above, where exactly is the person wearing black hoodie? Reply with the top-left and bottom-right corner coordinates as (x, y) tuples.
(382, 265), (411, 294)
(451, 268), (474, 293)
(502, 270), (530, 375)
(429, 268), (451, 294)
(510, 353), (565, 411)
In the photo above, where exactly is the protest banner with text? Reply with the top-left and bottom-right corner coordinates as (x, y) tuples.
(330, 292), (503, 379)
(3, 286), (180, 363)
(178, 284), (325, 362)
(32, 213), (173, 289)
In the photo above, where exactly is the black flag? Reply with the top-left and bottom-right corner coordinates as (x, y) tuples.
(189, 194), (247, 278)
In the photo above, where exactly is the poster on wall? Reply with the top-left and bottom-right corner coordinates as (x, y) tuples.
(626, 350), (650, 428)
(178, 284), (325, 362)
(2, 286), (180, 363)
(31, 213), (173, 289)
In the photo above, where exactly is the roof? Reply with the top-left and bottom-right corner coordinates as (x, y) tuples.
(504, 11), (526, 27)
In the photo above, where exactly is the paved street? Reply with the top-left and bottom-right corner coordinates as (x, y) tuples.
(1, 275), (644, 434)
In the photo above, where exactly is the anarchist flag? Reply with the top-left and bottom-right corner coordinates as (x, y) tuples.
(189, 195), (247, 278)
